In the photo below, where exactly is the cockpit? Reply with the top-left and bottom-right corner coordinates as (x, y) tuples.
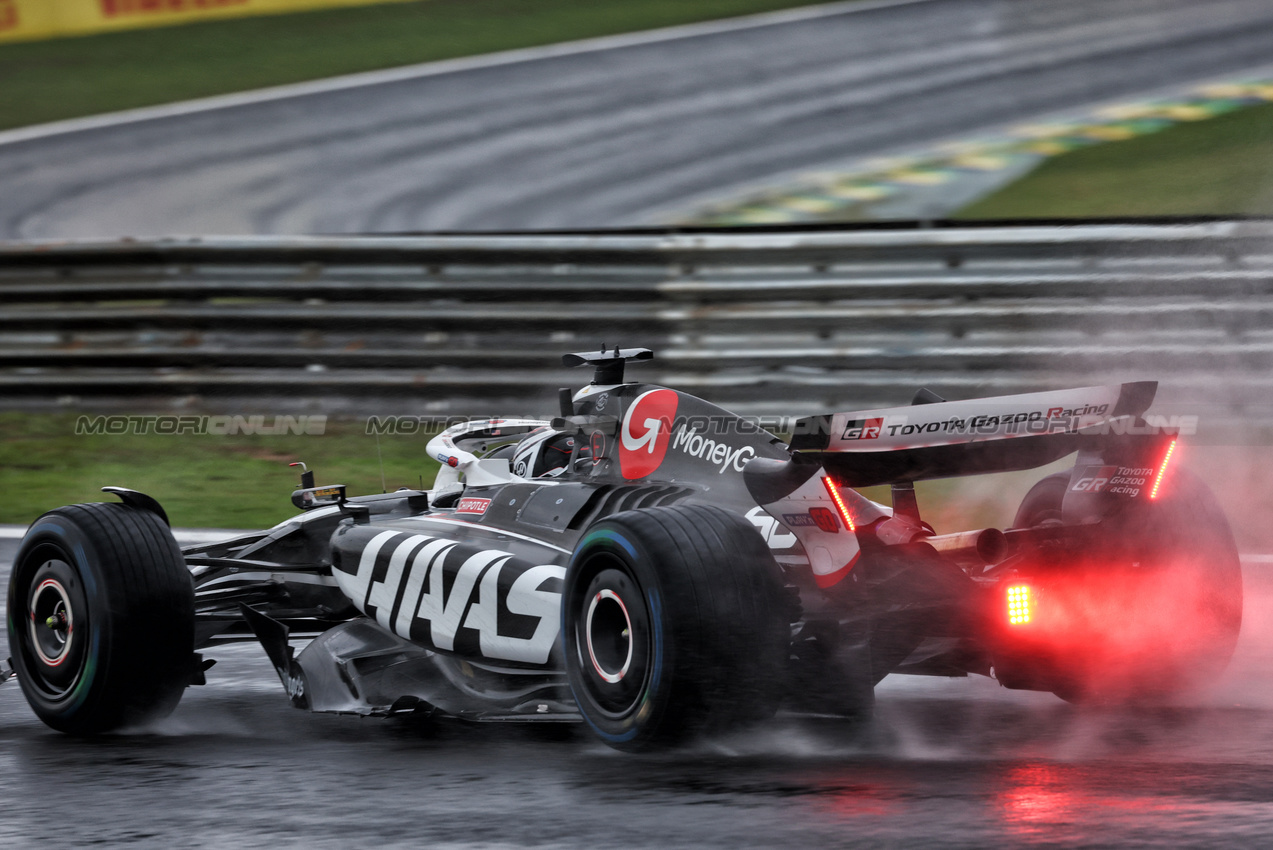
(424, 418), (589, 507)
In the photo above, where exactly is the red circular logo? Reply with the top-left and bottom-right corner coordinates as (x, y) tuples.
(618, 389), (678, 480)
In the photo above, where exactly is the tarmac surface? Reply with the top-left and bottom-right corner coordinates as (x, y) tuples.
(5, 0), (1273, 237)
(3, 532), (1273, 848)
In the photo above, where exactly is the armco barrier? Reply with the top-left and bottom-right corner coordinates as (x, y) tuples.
(1, 221), (1271, 433)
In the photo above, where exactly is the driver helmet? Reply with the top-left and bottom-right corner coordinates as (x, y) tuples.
(512, 429), (578, 478)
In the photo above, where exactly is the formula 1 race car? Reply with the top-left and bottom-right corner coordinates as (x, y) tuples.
(3, 348), (1243, 750)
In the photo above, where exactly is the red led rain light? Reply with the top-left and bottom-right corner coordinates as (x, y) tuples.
(1149, 439), (1177, 500)
(1007, 585), (1032, 625)
(822, 476), (857, 533)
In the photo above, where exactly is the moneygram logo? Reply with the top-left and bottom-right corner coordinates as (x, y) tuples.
(670, 424), (755, 474)
(619, 389), (678, 479)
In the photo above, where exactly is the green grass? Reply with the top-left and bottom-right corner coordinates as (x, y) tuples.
(0, 0), (830, 132)
(956, 102), (1273, 219)
(0, 413), (441, 529)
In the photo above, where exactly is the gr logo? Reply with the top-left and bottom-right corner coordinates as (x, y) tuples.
(842, 418), (883, 441)
(1072, 466), (1117, 492)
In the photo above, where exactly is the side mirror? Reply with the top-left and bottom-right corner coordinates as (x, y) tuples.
(292, 484), (347, 511)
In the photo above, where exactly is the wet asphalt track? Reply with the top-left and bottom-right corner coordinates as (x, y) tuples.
(6, 0), (1273, 237)
(3, 533), (1273, 848)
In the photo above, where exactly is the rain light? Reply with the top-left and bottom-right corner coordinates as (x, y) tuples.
(1149, 439), (1177, 500)
(1007, 585), (1033, 625)
(821, 475), (857, 533)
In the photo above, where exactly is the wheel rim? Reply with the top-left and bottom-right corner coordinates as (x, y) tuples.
(573, 562), (651, 717)
(15, 549), (91, 701)
(30, 576), (75, 668)
(586, 589), (634, 684)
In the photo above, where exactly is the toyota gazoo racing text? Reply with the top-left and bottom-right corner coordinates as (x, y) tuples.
(3, 348), (1241, 750)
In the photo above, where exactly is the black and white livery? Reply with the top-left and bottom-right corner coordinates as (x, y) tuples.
(4, 348), (1242, 750)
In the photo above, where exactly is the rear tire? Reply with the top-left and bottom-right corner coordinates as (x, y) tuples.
(7, 502), (196, 734)
(1013, 471), (1070, 530)
(562, 504), (789, 751)
(1013, 469), (1241, 703)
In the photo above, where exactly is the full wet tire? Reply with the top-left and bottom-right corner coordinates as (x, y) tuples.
(7, 502), (195, 734)
(562, 504), (790, 751)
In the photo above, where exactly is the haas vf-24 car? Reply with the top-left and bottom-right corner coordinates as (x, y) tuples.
(4, 348), (1242, 750)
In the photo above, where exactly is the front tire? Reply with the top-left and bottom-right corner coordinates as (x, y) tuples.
(562, 504), (789, 751)
(7, 502), (196, 734)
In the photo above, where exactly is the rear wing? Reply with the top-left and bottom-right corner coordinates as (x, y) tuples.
(789, 382), (1162, 487)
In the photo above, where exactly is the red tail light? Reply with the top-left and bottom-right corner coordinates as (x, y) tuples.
(1149, 439), (1177, 500)
(822, 476), (857, 533)
(1007, 585), (1033, 625)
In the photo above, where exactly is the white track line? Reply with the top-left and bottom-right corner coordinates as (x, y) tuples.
(0, 0), (936, 148)
(0, 525), (250, 544)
